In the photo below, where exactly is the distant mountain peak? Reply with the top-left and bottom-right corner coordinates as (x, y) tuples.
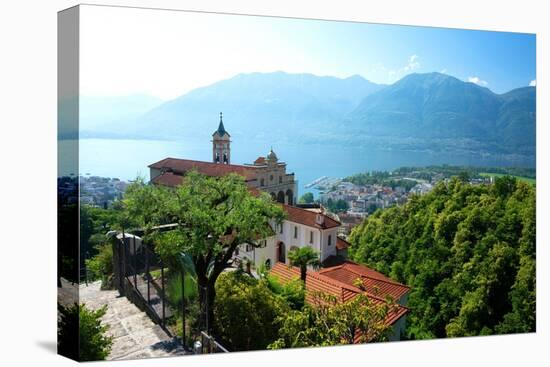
(398, 71), (463, 84)
(85, 70), (534, 162)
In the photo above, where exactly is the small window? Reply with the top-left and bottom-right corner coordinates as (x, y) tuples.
(309, 231), (314, 244)
(279, 223), (283, 234)
(294, 226), (298, 239)
(270, 175), (274, 181)
(328, 235), (332, 246)
(260, 178), (265, 186)
(245, 243), (253, 252)
(279, 176), (282, 183)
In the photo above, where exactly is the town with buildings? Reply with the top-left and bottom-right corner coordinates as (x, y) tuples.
(79, 175), (130, 208)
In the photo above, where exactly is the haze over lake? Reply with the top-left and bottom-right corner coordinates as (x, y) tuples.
(64, 137), (534, 198)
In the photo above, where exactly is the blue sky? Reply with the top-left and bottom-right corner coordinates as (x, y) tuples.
(299, 20), (536, 92)
(81, 5), (536, 99)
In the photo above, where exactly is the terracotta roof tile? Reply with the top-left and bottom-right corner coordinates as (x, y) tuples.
(282, 204), (340, 229)
(254, 156), (266, 165)
(270, 262), (408, 330)
(151, 171), (184, 187)
(149, 158), (258, 181)
(319, 261), (410, 300)
(336, 237), (351, 250)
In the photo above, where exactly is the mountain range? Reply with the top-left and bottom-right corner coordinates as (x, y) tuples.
(79, 71), (536, 160)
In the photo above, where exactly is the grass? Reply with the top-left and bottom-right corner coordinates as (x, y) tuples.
(479, 172), (536, 185)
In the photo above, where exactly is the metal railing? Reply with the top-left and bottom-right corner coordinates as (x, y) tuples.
(200, 331), (229, 353)
(79, 266), (101, 286)
(115, 230), (230, 354)
(119, 233), (171, 327)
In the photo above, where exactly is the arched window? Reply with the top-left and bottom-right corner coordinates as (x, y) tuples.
(260, 178), (265, 186)
(286, 189), (293, 205)
(277, 191), (285, 204)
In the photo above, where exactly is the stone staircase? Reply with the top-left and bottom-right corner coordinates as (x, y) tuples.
(79, 281), (186, 360)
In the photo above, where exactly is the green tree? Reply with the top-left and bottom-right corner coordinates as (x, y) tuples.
(121, 171), (285, 331)
(348, 177), (536, 339)
(493, 175), (517, 197)
(269, 292), (393, 348)
(298, 192), (315, 204)
(457, 170), (470, 182)
(324, 198), (349, 213)
(85, 242), (113, 289)
(287, 247), (320, 283)
(265, 273), (305, 310)
(336, 199), (349, 212)
(58, 303), (113, 361)
(214, 271), (289, 351)
(80, 204), (121, 260)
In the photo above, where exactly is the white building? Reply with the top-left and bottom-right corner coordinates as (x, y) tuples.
(236, 204), (342, 269)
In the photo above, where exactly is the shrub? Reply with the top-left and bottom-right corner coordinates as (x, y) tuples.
(85, 242), (113, 289)
(58, 303), (113, 361)
(214, 271), (289, 351)
(266, 274), (305, 310)
(268, 292), (393, 349)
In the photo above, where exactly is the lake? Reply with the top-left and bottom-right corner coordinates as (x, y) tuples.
(59, 138), (535, 198)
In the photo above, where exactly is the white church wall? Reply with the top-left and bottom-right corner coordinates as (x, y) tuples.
(275, 220), (322, 263)
(320, 228), (338, 261)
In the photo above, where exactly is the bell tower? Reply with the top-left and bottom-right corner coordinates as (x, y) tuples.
(212, 112), (231, 164)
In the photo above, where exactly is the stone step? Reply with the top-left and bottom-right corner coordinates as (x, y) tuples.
(79, 281), (187, 360)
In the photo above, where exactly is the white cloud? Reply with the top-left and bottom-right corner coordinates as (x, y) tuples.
(529, 79), (537, 87)
(403, 54), (420, 72)
(440, 68), (448, 74)
(387, 55), (421, 81)
(468, 76), (488, 87)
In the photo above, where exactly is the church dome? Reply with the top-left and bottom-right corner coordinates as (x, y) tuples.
(267, 148), (278, 162)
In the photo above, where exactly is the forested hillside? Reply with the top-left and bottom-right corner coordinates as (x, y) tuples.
(348, 176), (536, 339)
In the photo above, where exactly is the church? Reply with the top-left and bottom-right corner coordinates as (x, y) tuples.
(149, 112), (297, 206)
(148, 113), (347, 266)
(148, 114), (409, 340)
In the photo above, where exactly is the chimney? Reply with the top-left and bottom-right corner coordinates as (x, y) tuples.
(315, 213), (325, 226)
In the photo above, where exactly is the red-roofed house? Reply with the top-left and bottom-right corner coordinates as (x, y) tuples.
(319, 260), (410, 304)
(270, 262), (409, 341)
(237, 203), (345, 269)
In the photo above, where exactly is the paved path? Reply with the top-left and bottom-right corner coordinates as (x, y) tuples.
(80, 281), (186, 360)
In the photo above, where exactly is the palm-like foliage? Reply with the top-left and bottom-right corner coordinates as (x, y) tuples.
(287, 247), (320, 283)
